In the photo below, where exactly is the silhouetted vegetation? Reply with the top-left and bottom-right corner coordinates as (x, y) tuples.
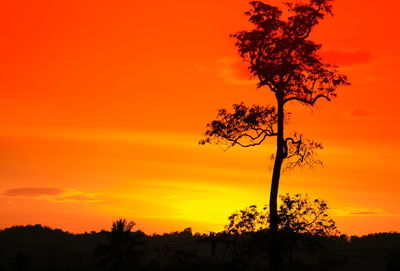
(200, 0), (349, 269)
(0, 1), (387, 271)
(225, 194), (339, 269)
(0, 212), (399, 271)
(94, 219), (144, 270)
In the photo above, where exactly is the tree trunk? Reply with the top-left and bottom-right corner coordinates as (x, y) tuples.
(269, 98), (285, 271)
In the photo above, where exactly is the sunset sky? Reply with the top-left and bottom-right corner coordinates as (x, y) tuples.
(0, 0), (399, 236)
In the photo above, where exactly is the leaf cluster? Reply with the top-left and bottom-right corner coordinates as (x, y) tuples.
(231, 0), (349, 104)
(279, 133), (324, 171)
(225, 205), (269, 234)
(279, 194), (338, 236)
(200, 103), (277, 148)
(225, 194), (338, 236)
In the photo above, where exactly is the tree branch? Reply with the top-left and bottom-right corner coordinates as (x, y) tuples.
(224, 131), (277, 148)
(283, 93), (330, 106)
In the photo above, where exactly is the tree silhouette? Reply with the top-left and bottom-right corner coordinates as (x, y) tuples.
(95, 219), (143, 271)
(278, 194), (338, 269)
(225, 204), (268, 235)
(225, 194), (338, 269)
(200, 1), (349, 270)
(225, 194), (337, 236)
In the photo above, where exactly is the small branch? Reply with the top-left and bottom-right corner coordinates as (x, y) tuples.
(225, 132), (273, 148)
(283, 94), (330, 106)
(283, 137), (301, 158)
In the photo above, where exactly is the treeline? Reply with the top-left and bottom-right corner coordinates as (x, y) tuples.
(0, 224), (399, 271)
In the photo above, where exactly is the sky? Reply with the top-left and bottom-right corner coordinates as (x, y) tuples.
(0, 0), (399, 236)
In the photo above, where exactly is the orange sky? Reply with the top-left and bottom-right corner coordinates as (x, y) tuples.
(0, 0), (399, 236)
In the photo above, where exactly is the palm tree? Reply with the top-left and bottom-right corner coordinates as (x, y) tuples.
(95, 219), (143, 270)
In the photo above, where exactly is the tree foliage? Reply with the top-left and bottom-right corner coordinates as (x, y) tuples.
(95, 219), (143, 270)
(200, 103), (277, 148)
(225, 194), (338, 237)
(200, 0), (349, 169)
(225, 205), (269, 234)
(279, 193), (338, 236)
(233, 0), (349, 101)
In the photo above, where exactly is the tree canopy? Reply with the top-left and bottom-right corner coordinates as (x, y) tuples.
(225, 194), (338, 237)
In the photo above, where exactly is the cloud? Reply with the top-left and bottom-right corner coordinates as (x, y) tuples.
(3, 187), (101, 203)
(319, 51), (373, 67)
(333, 206), (385, 216)
(217, 57), (257, 85)
(350, 211), (381, 215)
(342, 107), (379, 120)
(4, 187), (64, 197)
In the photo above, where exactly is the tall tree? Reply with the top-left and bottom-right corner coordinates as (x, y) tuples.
(200, 0), (349, 270)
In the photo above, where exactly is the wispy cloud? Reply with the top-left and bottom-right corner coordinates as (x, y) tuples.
(342, 107), (379, 120)
(3, 187), (102, 203)
(4, 187), (63, 197)
(333, 206), (386, 216)
(319, 50), (373, 67)
(217, 57), (257, 85)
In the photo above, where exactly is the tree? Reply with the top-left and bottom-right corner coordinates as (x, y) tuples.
(225, 194), (338, 268)
(225, 204), (269, 235)
(200, 1), (349, 270)
(225, 194), (337, 237)
(95, 219), (144, 270)
(278, 194), (338, 269)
